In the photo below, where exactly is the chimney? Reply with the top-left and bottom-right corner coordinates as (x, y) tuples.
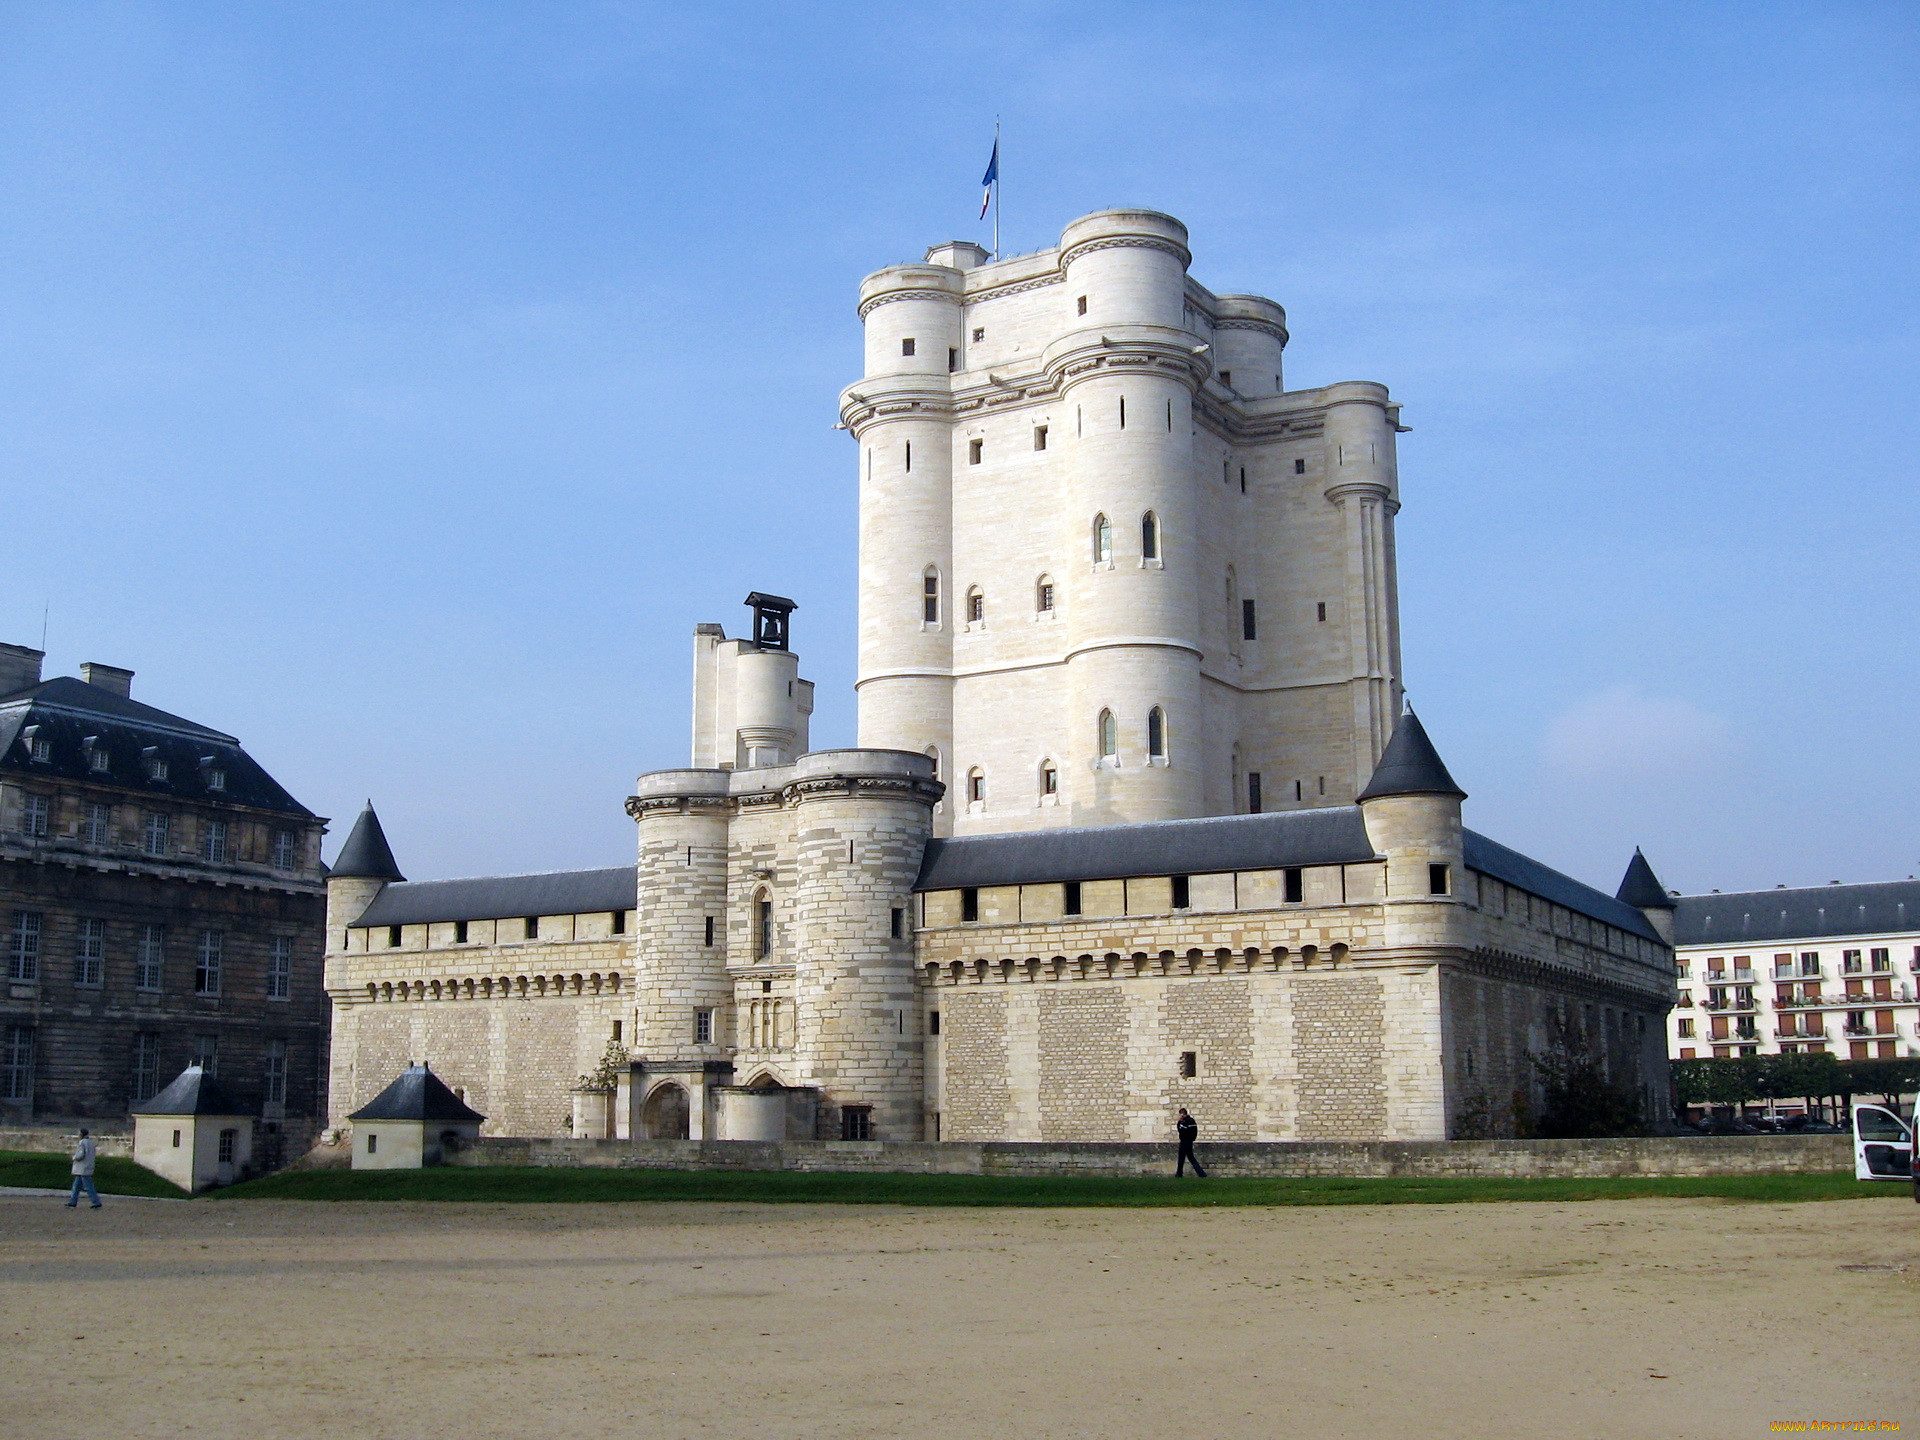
(80, 663), (134, 698)
(0, 643), (45, 697)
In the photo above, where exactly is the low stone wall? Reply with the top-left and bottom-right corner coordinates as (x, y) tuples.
(0, 1126), (132, 1158)
(450, 1133), (1851, 1179)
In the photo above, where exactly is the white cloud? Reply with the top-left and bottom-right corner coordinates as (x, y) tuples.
(1539, 685), (1737, 783)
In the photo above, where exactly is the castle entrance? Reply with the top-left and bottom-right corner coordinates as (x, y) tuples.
(642, 1082), (690, 1139)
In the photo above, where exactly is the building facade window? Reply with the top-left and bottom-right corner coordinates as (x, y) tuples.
(267, 937), (293, 1000)
(1098, 709), (1118, 762)
(523, 917), (538, 940)
(968, 438), (983, 465)
(1242, 600), (1257, 641)
(694, 1009), (713, 1044)
(1247, 773), (1263, 814)
(756, 896), (773, 960)
(133, 1032), (161, 1102)
(194, 932), (223, 995)
(202, 820), (228, 864)
(136, 925), (165, 991)
(901, 337), (915, 357)
(961, 888), (979, 923)
(205, 769), (226, 792)
(83, 802), (111, 845)
(1092, 514), (1112, 565)
(966, 769), (985, 804)
(74, 918), (105, 987)
(922, 571), (940, 625)
(1141, 512), (1159, 561)
(144, 812), (170, 857)
(840, 1105), (873, 1140)
(217, 1128), (237, 1164)
(1147, 707), (1167, 759)
(142, 749), (168, 781)
(28, 734), (50, 763)
(271, 830), (298, 869)
(21, 794), (49, 838)
(191, 1034), (219, 1074)
(1036, 579), (1054, 613)
(966, 589), (984, 623)
(8, 912), (41, 982)
(1033, 424), (1047, 450)
(1040, 763), (1058, 796)
(1871, 947), (1891, 971)
(88, 743), (110, 773)
(2, 1026), (33, 1100)
(264, 1038), (287, 1105)
(1063, 881), (1081, 916)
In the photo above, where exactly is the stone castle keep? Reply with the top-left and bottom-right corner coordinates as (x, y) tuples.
(324, 210), (1676, 1145)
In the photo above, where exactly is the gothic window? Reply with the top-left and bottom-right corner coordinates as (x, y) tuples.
(1040, 762), (1058, 797)
(1098, 709), (1118, 763)
(1036, 577), (1054, 613)
(922, 570), (940, 625)
(1147, 707), (1167, 760)
(755, 893), (773, 960)
(967, 769), (985, 805)
(966, 588), (984, 623)
(1092, 515), (1112, 565)
(1141, 512), (1159, 562)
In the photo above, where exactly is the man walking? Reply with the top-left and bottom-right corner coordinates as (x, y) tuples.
(65, 1128), (100, 1209)
(1175, 1107), (1207, 1178)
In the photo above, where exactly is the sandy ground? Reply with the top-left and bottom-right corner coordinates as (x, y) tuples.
(0, 1194), (1913, 1440)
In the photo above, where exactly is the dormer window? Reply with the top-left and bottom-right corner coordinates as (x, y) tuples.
(142, 748), (168, 782)
(84, 738), (110, 773)
(199, 758), (226, 792)
(22, 726), (48, 763)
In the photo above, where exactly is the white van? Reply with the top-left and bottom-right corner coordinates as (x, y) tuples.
(1850, 1103), (1912, 1182)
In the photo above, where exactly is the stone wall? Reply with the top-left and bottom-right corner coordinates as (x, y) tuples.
(0, 1125), (132, 1157)
(450, 1133), (1852, 1178)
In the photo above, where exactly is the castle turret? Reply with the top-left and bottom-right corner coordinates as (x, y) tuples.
(325, 802), (403, 943)
(1322, 381), (1406, 782)
(1356, 711), (1466, 909)
(1616, 848), (1677, 945)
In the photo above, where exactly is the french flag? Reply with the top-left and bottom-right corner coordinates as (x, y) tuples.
(979, 138), (998, 220)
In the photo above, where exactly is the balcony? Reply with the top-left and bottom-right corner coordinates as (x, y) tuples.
(1773, 995), (1826, 1010)
(1774, 1027), (1827, 1041)
(1841, 1024), (1875, 1038)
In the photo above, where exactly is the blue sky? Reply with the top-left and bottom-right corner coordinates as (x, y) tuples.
(1, 1), (1913, 895)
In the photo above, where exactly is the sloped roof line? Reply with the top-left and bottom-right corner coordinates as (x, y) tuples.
(0, 677), (236, 741)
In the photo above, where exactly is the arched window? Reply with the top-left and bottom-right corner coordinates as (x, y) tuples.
(1035, 575), (1055, 613)
(1098, 709), (1118, 762)
(1092, 514), (1112, 565)
(1039, 761), (1058, 797)
(925, 746), (940, 782)
(967, 768), (985, 805)
(754, 890), (773, 960)
(966, 587), (984, 623)
(1141, 512), (1159, 561)
(922, 569), (940, 624)
(1147, 707), (1168, 759)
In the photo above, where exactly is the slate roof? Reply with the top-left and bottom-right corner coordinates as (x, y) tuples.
(1463, 832), (1663, 942)
(1356, 711), (1467, 802)
(915, 806), (1381, 890)
(132, 1065), (250, 1116)
(0, 676), (313, 816)
(1616, 848), (1676, 910)
(1673, 880), (1920, 948)
(348, 1063), (486, 1124)
(352, 866), (637, 927)
(331, 804), (405, 881)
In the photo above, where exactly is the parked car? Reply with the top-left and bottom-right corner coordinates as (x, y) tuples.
(1850, 1104), (1912, 1181)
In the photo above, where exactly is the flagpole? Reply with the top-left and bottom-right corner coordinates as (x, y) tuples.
(992, 117), (1001, 259)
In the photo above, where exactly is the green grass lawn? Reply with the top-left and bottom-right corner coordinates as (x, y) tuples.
(211, 1165), (1904, 1208)
(0, 1149), (190, 1199)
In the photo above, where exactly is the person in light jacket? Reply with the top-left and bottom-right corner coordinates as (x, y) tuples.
(65, 1129), (100, 1209)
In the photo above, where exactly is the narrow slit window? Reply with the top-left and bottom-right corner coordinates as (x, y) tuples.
(1098, 709), (1118, 762)
(611, 910), (627, 935)
(1041, 763), (1058, 795)
(1147, 707), (1167, 759)
(1063, 881), (1081, 915)
(1239, 467), (1246, 493)
(890, 907), (903, 940)
(1248, 773), (1262, 814)
(967, 770), (985, 803)
(1141, 512), (1159, 561)
(1242, 600), (1257, 640)
(961, 888), (979, 923)
(923, 572), (940, 624)
(454, 919), (469, 944)
(756, 897), (773, 959)
(969, 438), (983, 465)
(1093, 514), (1112, 564)
(1118, 396), (1126, 428)
(1076, 295), (1087, 315)
(1166, 399), (1172, 431)
(905, 441), (912, 472)
(704, 915), (715, 946)
(1316, 602), (1327, 622)
(1036, 580), (1054, 612)
(966, 589), (983, 622)
(1033, 425), (1047, 451)
(1294, 779), (1303, 801)
(1171, 875), (1190, 909)
(1283, 868), (1304, 904)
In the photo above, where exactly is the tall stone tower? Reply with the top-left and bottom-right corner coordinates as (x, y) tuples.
(844, 209), (1405, 836)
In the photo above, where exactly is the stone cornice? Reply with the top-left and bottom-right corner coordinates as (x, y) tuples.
(1213, 315), (1291, 345)
(625, 793), (729, 821)
(1457, 946), (1672, 1010)
(856, 287), (965, 320)
(1057, 232), (1192, 271)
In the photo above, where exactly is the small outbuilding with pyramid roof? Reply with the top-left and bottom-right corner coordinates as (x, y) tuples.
(132, 1065), (255, 1193)
(348, 1062), (485, 1169)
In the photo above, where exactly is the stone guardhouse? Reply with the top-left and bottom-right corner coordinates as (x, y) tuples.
(322, 209), (1677, 1146)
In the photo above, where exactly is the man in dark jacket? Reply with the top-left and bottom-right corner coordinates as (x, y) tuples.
(1175, 1108), (1207, 1177)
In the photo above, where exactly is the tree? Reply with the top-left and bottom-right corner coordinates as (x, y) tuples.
(1528, 1006), (1645, 1138)
(1837, 1057), (1920, 1109)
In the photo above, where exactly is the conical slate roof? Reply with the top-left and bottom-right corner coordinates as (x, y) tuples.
(1356, 711), (1467, 802)
(330, 803), (405, 881)
(348, 1063), (485, 1124)
(132, 1065), (249, 1117)
(1616, 848), (1677, 910)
